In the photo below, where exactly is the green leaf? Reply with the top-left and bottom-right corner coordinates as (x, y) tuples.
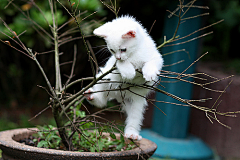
(97, 140), (104, 151)
(51, 135), (61, 140)
(116, 142), (125, 151)
(110, 133), (116, 139)
(79, 111), (86, 118)
(120, 134), (125, 143)
(90, 146), (96, 152)
(37, 140), (49, 148)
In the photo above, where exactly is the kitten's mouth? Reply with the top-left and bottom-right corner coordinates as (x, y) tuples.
(116, 56), (128, 61)
(117, 58), (126, 62)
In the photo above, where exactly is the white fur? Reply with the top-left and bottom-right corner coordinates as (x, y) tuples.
(85, 15), (163, 140)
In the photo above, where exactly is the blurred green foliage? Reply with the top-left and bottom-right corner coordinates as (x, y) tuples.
(0, 113), (56, 131)
(202, 0), (240, 73)
(0, 0), (106, 47)
(0, 114), (33, 131)
(225, 58), (240, 74)
(0, 0), (107, 106)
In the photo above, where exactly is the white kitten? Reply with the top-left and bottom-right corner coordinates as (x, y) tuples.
(85, 15), (163, 140)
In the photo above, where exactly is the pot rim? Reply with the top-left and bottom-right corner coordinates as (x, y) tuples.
(0, 128), (157, 158)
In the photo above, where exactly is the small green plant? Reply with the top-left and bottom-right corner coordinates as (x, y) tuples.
(34, 125), (135, 152)
(31, 102), (135, 152)
(33, 125), (62, 149)
(33, 119), (136, 152)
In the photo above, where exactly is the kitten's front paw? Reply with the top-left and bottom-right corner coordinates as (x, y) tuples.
(142, 69), (159, 81)
(84, 88), (94, 101)
(121, 70), (136, 80)
(124, 128), (142, 141)
(116, 61), (136, 80)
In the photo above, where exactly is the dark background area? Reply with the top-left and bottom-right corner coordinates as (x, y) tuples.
(1, 0), (240, 158)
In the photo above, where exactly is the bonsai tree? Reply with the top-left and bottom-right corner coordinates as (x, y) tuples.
(0, 0), (239, 156)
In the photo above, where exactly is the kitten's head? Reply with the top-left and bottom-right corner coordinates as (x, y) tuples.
(93, 15), (141, 61)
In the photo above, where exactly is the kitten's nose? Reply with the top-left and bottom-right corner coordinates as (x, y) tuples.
(116, 57), (121, 60)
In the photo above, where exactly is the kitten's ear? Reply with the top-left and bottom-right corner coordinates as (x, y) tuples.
(93, 26), (107, 38)
(122, 30), (136, 39)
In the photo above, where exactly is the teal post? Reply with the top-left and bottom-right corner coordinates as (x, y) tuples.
(141, 2), (213, 159)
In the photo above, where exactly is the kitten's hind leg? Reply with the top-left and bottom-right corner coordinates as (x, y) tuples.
(84, 88), (94, 101)
(84, 84), (108, 108)
(123, 97), (147, 141)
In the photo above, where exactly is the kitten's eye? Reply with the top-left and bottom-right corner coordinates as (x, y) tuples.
(120, 48), (127, 52)
(110, 49), (115, 53)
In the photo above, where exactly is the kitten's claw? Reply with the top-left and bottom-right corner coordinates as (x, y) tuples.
(143, 70), (159, 81)
(124, 128), (142, 141)
(84, 88), (94, 101)
(124, 133), (142, 141)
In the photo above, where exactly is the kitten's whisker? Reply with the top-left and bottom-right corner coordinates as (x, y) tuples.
(92, 45), (107, 49)
(99, 48), (110, 57)
(95, 47), (110, 60)
(95, 47), (106, 55)
(99, 56), (110, 66)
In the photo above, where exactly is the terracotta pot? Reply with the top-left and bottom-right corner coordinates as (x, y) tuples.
(0, 128), (157, 160)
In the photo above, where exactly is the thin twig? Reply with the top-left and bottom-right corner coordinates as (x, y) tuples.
(64, 44), (77, 86)
(178, 52), (208, 78)
(149, 20), (156, 34)
(28, 106), (51, 121)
